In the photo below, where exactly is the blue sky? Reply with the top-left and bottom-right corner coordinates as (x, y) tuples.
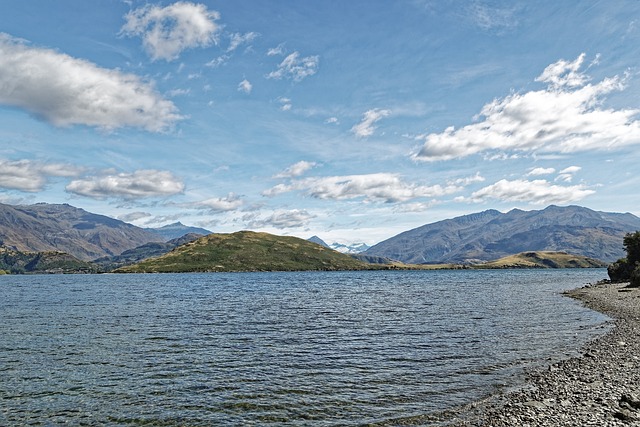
(1, 0), (640, 245)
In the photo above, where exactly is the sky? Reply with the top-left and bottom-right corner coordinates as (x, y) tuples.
(1, 0), (640, 246)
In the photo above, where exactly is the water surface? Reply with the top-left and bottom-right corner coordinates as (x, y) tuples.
(0, 269), (609, 426)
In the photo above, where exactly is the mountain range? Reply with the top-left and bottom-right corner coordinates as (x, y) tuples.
(0, 203), (163, 261)
(364, 205), (640, 264)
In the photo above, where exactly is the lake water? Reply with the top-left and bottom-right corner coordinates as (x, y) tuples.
(0, 269), (610, 426)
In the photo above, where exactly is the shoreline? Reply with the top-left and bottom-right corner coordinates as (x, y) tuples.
(450, 281), (640, 426)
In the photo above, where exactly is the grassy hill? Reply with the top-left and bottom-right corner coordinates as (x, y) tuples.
(115, 231), (371, 273)
(475, 251), (607, 269)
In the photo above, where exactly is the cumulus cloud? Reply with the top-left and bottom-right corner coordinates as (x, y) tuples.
(351, 108), (391, 138)
(273, 161), (316, 179)
(0, 159), (82, 192)
(469, 179), (595, 205)
(227, 32), (258, 52)
(263, 173), (461, 203)
(237, 79), (252, 94)
(121, 1), (221, 61)
(66, 170), (185, 199)
(195, 193), (244, 212)
(0, 34), (181, 131)
(413, 54), (640, 161)
(247, 209), (315, 229)
(266, 51), (319, 82)
(205, 54), (229, 68)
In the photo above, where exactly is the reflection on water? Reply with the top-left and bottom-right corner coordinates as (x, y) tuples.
(0, 269), (609, 426)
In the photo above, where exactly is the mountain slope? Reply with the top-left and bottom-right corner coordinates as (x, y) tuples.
(0, 248), (98, 274)
(365, 205), (640, 264)
(0, 203), (163, 261)
(116, 231), (370, 273)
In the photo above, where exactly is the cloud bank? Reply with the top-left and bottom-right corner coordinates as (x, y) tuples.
(0, 159), (81, 192)
(413, 54), (640, 161)
(0, 34), (181, 131)
(264, 173), (461, 203)
(469, 179), (595, 205)
(66, 170), (185, 199)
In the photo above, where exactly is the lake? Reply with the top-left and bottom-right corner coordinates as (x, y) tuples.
(0, 269), (610, 426)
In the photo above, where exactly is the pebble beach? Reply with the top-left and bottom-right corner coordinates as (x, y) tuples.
(452, 281), (640, 426)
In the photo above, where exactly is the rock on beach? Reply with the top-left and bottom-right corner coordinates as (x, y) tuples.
(452, 281), (640, 427)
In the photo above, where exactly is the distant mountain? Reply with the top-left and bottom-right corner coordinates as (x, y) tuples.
(93, 233), (204, 271)
(364, 205), (640, 264)
(307, 236), (369, 254)
(0, 203), (163, 261)
(146, 222), (212, 241)
(330, 242), (370, 254)
(116, 231), (370, 273)
(308, 235), (329, 247)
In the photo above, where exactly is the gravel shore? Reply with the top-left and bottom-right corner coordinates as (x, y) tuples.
(451, 281), (640, 427)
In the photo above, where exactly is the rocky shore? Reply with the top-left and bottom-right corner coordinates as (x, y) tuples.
(451, 281), (640, 426)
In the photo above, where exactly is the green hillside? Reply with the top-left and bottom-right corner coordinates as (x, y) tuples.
(115, 231), (370, 273)
(0, 248), (98, 274)
(475, 251), (607, 269)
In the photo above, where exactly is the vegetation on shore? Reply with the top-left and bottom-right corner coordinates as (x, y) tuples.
(608, 231), (640, 286)
(0, 248), (98, 274)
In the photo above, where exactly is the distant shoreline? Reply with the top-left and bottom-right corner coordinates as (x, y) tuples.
(451, 281), (640, 426)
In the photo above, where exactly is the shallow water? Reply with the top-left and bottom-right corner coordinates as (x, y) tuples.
(0, 269), (609, 426)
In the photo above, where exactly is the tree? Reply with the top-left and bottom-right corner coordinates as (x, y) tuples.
(609, 231), (640, 287)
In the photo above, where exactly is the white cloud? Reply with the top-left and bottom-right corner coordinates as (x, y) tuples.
(527, 167), (556, 176)
(118, 211), (152, 223)
(535, 53), (588, 89)
(556, 165), (582, 182)
(66, 170), (185, 199)
(469, 179), (595, 205)
(205, 55), (230, 68)
(237, 79), (252, 94)
(266, 51), (319, 82)
(325, 117), (339, 124)
(351, 108), (391, 138)
(413, 54), (640, 161)
(195, 193), (244, 212)
(0, 34), (181, 132)
(278, 97), (292, 111)
(273, 161), (316, 179)
(0, 159), (82, 192)
(247, 209), (315, 229)
(267, 43), (286, 56)
(227, 32), (259, 52)
(121, 1), (221, 61)
(451, 172), (485, 186)
(263, 173), (461, 203)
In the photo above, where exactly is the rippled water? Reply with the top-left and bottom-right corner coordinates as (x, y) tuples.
(0, 269), (609, 426)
